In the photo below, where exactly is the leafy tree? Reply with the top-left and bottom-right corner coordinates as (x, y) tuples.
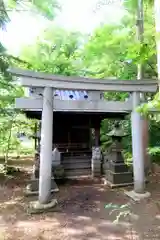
(0, 0), (60, 162)
(2, 0), (60, 20)
(19, 27), (84, 76)
(82, 0), (159, 165)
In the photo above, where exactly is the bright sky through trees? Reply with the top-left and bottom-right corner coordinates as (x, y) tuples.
(1, 0), (125, 55)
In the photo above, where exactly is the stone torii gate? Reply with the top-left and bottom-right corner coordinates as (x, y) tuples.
(9, 67), (158, 211)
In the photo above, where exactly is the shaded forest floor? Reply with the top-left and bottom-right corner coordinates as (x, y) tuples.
(0, 163), (160, 240)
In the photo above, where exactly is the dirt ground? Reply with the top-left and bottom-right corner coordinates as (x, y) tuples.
(0, 165), (160, 240)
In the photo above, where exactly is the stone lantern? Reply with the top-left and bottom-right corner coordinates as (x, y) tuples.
(104, 122), (133, 187)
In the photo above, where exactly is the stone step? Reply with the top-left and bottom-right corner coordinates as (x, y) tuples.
(62, 158), (91, 164)
(62, 154), (91, 160)
(65, 168), (91, 177)
(61, 151), (91, 155)
(62, 153), (91, 158)
(63, 162), (91, 170)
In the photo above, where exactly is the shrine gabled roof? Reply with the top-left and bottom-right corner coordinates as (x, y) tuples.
(54, 90), (88, 100)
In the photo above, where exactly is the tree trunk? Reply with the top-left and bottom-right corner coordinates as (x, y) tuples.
(5, 121), (13, 166)
(154, 0), (160, 88)
(136, 0), (150, 174)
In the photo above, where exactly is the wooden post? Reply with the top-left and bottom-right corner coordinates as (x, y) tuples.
(67, 130), (71, 150)
(95, 128), (100, 147)
(94, 120), (101, 147)
(39, 87), (53, 204)
(37, 121), (41, 152)
(91, 121), (101, 177)
(131, 92), (145, 193)
(89, 119), (92, 149)
(34, 122), (37, 150)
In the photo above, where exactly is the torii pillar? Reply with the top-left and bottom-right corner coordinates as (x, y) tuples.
(131, 92), (145, 193)
(125, 92), (150, 201)
(29, 87), (58, 212)
(39, 87), (54, 203)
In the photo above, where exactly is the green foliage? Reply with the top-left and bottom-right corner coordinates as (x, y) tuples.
(148, 147), (160, 163)
(4, 0), (60, 19)
(0, 0), (60, 161)
(0, 0), (10, 29)
(83, 24), (136, 80)
(82, 0), (158, 163)
(148, 147), (160, 156)
(83, 11), (156, 81)
(0, 45), (33, 159)
(0, 113), (35, 157)
(139, 93), (160, 116)
(0, 3), (27, 160)
(105, 203), (134, 224)
(0, 163), (20, 176)
(19, 27), (84, 76)
(29, 0), (61, 19)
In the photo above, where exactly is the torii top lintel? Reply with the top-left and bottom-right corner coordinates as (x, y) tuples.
(9, 67), (158, 93)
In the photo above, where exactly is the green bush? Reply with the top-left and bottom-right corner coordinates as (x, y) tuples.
(148, 147), (160, 163)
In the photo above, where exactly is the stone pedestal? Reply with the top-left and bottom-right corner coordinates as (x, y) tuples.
(25, 177), (59, 196)
(52, 148), (61, 166)
(28, 150), (59, 197)
(104, 159), (133, 187)
(104, 123), (133, 187)
(33, 153), (40, 178)
(28, 199), (59, 214)
(33, 151), (65, 180)
(91, 147), (101, 177)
